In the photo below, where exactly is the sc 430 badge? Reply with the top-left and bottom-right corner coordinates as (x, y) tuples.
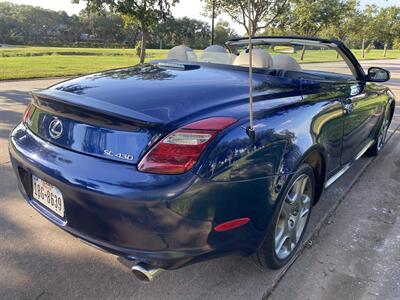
(104, 150), (134, 161)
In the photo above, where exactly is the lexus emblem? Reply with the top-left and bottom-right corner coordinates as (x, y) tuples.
(49, 118), (63, 139)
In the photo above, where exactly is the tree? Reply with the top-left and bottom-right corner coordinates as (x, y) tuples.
(320, 0), (369, 55)
(271, 0), (350, 60)
(288, 0), (349, 37)
(0, 2), (21, 44)
(346, 8), (374, 58)
(374, 6), (400, 57)
(203, 0), (289, 36)
(0, 1), (139, 46)
(117, 0), (178, 62)
(336, 4), (381, 58)
(153, 17), (211, 49)
(72, 0), (179, 63)
(79, 11), (126, 44)
(0, 2), (82, 45)
(214, 20), (237, 45)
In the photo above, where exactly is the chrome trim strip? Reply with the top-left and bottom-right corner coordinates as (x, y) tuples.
(324, 165), (351, 188)
(355, 140), (374, 161)
(325, 140), (374, 188)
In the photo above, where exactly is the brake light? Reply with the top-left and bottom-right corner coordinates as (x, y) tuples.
(22, 103), (32, 124)
(138, 117), (237, 174)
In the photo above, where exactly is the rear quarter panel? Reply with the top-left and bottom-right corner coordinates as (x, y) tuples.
(198, 81), (348, 182)
(168, 82), (348, 252)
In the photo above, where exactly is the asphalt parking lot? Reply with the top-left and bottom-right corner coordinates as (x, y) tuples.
(1, 60), (400, 299)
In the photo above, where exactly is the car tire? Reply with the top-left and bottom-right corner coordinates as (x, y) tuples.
(367, 106), (391, 157)
(253, 163), (315, 270)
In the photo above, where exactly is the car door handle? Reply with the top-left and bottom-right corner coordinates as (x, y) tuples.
(343, 99), (354, 114)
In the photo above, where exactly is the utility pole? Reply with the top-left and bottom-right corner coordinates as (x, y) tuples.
(211, 0), (216, 45)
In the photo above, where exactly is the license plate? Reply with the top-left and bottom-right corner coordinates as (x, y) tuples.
(32, 175), (64, 217)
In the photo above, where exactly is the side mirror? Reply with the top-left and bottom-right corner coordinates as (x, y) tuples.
(366, 67), (390, 83)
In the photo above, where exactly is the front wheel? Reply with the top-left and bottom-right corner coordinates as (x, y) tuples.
(368, 107), (391, 156)
(254, 164), (315, 270)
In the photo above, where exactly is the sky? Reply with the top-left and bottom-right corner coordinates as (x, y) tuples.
(6, 0), (400, 36)
(8, 0), (207, 20)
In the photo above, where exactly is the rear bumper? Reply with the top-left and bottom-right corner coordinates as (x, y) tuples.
(9, 123), (279, 269)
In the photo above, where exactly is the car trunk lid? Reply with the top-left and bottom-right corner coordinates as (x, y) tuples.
(25, 89), (163, 165)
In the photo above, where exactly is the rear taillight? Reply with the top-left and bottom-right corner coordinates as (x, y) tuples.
(22, 103), (32, 124)
(138, 117), (237, 174)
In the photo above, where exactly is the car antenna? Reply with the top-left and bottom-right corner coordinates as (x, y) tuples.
(246, 0), (256, 142)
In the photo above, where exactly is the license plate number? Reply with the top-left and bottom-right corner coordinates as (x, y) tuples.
(32, 175), (64, 217)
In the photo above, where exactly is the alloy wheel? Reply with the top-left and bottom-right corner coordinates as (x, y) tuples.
(274, 174), (312, 260)
(377, 114), (389, 151)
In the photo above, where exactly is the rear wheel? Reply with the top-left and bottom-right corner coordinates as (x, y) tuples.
(368, 107), (391, 156)
(254, 164), (315, 270)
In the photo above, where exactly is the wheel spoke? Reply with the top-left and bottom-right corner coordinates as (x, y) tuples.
(301, 195), (311, 205)
(276, 234), (289, 255)
(275, 222), (290, 255)
(281, 201), (292, 217)
(293, 178), (304, 197)
(383, 124), (389, 142)
(295, 206), (309, 240)
(300, 207), (310, 218)
(275, 217), (285, 244)
(275, 226), (283, 246)
(289, 225), (297, 246)
(298, 176), (308, 195)
(287, 187), (297, 203)
(287, 176), (307, 203)
(379, 116), (389, 149)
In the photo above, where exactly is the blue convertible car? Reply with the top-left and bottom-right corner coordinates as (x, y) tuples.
(9, 36), (395, 281)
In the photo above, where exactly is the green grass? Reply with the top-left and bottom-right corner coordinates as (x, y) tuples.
(0, 46), (168, 57)
(0, 46), (399, 81)
(270, 49), (400, 63)
(1, 56), (138, 80)
(0, 47), (167, 80)
(351, 49), (400, 60)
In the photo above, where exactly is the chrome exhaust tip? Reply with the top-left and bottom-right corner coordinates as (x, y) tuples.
(131, 262), (163, 282)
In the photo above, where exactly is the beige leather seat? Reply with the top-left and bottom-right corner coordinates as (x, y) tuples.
(204, 45), (227, 53)
(199, 45), (233, 64)
(272, 55), (301, 71)
(167, 45), (197, 61)
(233, 48), (273, 68)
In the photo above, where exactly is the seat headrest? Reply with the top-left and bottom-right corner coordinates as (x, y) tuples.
(204, 45), (227, 53)
(200, 45), (232, 64)
(233, 48), (273, 68)
(167, 45), (197, 61)
(272, 55), (301, 71)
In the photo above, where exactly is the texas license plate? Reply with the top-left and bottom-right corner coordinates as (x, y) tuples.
(32, 175), (64, 217)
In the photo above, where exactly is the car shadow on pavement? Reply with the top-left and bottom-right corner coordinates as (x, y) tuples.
(0, 110), (22, 138)
(0, 90), (31, 106)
